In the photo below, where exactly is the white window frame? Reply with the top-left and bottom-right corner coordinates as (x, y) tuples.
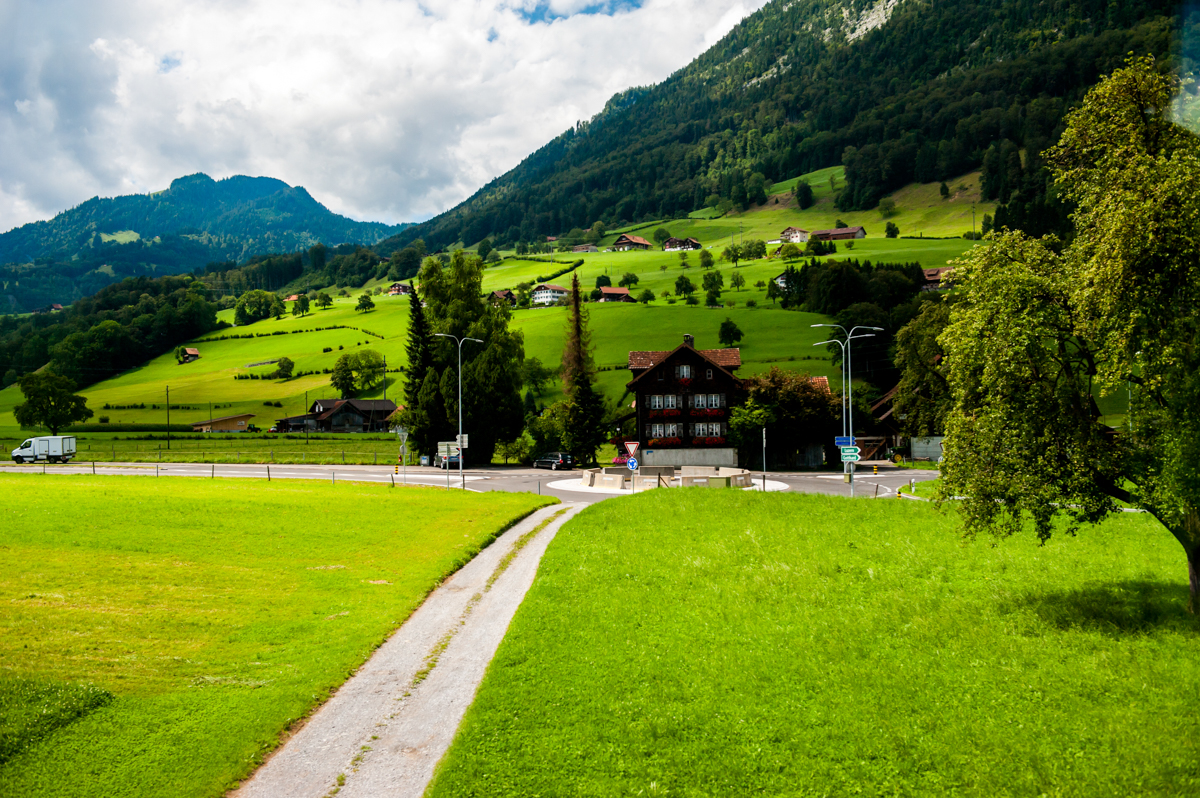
(664, 423), (679, 437)
(709, 394), (722, 408)
(706, 368), (713, 379)
(678, 364), (692, 379)
(651, 423), (664, 438)
(650, 395), (663, 410)
(664, 394), (677, 409)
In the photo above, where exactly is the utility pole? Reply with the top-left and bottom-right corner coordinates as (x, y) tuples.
(305, 390), (309, 444)
(813, 324), (882, 497)
(382, 355), (387, 406)
(761, 426), (767, 492)
(166, 385), (170, 450)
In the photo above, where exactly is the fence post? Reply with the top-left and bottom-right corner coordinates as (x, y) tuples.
(342, 450), (345, 464)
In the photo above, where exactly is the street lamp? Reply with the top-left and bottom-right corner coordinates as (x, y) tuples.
(434, 333), (483, 489)
(813, 323), (883, 496)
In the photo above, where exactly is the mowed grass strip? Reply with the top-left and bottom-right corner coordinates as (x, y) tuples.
(0, 474), (553, 797)
(428, 491), (1200, 796)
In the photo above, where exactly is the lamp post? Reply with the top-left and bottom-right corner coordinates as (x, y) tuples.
(813, 324), (883, 496)
(434, 333), (483, 489)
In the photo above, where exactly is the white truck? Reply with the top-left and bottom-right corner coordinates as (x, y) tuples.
(11, 435), (77, 464)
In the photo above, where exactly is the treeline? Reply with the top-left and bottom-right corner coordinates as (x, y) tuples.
(0, 274), (221, 389)
(774, 258), (930, 387)
(377, 0), (1186, 253)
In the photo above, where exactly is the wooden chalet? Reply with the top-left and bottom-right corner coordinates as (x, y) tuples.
(491, 289), (517, 306)
(598, 286), (635, 302)
(182, 347), (201, 363)
(612, 233), (652, 251)
(626, 334), (742, 467)
(779, 226), (810, 243)
(191, 413), (254, 433)
(388, 282), (414, 296)
(662, 237), (701, 251)
(811, 226), (866, 241)
(274, 398), (398, 433)
(921, 267), (953, 291)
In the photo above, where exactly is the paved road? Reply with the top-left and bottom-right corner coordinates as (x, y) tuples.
(0, 460), (937, 503)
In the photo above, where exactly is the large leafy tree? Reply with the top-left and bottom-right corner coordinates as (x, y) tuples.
(13, 372), (93, 434)
(404, 251), (525, 464)
(729, 368), (839, 468)
(939, 58), (1200, 611)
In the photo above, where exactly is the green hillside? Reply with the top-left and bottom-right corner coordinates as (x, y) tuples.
(377, 0), (1185, 253)
(0, 173), (411, 314)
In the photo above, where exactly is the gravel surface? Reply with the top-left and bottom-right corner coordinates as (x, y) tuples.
(232, 502), (583, 798)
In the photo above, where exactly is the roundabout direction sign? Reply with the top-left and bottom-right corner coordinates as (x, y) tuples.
(627, 457), (639, 471)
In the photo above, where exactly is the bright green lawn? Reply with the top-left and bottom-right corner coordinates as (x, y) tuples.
(427, 491), (1200, 797)
(0, 474), (553, 796)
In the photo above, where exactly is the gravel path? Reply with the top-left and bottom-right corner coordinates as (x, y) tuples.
(232, 502), (583, 798)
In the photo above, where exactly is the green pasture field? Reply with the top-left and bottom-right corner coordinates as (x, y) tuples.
(0, 474), (553, 796)
(0, 293), (840, 436)
(428, 491), (1200, 797)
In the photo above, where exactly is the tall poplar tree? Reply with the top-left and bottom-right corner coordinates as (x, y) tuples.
(559, 273), (607, 464)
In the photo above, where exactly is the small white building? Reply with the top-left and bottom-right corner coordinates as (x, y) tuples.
(780, 226), (810, 244)
(532, 283), (569, 305)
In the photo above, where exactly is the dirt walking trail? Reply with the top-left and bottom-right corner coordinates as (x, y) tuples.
(233, 502), (583, 798)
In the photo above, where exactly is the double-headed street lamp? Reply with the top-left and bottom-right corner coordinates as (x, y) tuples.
(812, 323), (883, 496)
(434, 333), (483, 489)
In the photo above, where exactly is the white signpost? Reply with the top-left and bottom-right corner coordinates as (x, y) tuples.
(457, 433), (469, 449)
(438, 441), (461, 488)
(397, 426), (409, 485)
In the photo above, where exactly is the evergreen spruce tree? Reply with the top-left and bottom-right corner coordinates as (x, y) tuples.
(403, 290), (431, 415)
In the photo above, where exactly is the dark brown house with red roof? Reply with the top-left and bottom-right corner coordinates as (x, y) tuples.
(612, 233), (652, 251)
(627, 334), (743, 467)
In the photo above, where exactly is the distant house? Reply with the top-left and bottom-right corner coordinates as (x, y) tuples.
(598, 286), (635, 303)
(545, 236), (558, 243)
(662, 237), (701, 252)
(182, 347), (201, 363)
(192, 413), (254, 433)
(274, 399), (398, 433)
(772, 272), (790, 289)
(491, 289), (517, 306)
(811, 226), (866, 241)
(573, 244), (599, 253)
(532, 283), (569, 305)
(780, 226), (810, 244)
(286, 294), (301, 302)
(388, 283), (414, 296)
(921, 267), (953, 291)
(612, 234), (652, 251)
(50, 303), (64, 311)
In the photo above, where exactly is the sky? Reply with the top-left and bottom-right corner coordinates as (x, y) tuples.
(0, 0), (768, 234)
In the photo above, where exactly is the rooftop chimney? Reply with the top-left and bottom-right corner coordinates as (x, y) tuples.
(683, 333), (695, 348)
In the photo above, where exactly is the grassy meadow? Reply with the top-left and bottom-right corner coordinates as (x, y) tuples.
(0, 165), (989, 439)
(427, 491), (1200, 797)
(0, 474), (553, 796)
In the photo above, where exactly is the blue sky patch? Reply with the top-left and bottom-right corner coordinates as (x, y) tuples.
(516, 0), (643, 24)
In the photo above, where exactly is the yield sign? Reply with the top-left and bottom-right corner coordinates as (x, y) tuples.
(624, 441), (640, 457)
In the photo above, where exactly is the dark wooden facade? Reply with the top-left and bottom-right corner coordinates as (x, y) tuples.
(627, 335), (742, 451)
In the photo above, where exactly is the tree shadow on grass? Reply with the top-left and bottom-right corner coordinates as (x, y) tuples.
(1013, 580), (1199, 638)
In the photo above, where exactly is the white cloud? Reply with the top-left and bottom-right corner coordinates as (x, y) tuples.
(0, 0), (768, 234)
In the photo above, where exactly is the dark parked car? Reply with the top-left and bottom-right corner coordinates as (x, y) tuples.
(533, 452), (574, 470)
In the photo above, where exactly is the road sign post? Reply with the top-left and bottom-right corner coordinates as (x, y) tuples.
(627, 456), (638, 493)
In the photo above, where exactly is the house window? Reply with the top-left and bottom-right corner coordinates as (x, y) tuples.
(709, 394), (722, 408)
(694, 394), (708, 409)
(657, 370), (664, 381)
(664, 394), (677, 409)
(706, 368), (713, 379)
(664, 423), (679, 437)
(677, 365), (692, 379)
(650, 395), (663, 410)
(651, 423), (664, 438)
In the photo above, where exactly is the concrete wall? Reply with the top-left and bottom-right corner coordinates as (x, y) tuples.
(912, 436), (945, 460)
(642, 448), (738, 468)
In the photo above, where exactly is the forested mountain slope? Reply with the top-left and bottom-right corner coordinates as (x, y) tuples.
(0, 173), (410, 313)
(381, 0), (1189, 253)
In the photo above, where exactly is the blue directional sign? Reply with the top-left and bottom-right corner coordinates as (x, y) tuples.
(834, 436), (856, 447)
(627, 457), (639, 471)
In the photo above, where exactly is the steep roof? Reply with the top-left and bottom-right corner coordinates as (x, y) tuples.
(600, 286), (631, 295)
(534, 283), (568, 292)
(190, 413), (254, 426)
(628, 347), (741, 370)
(614, 233), (652, 246)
